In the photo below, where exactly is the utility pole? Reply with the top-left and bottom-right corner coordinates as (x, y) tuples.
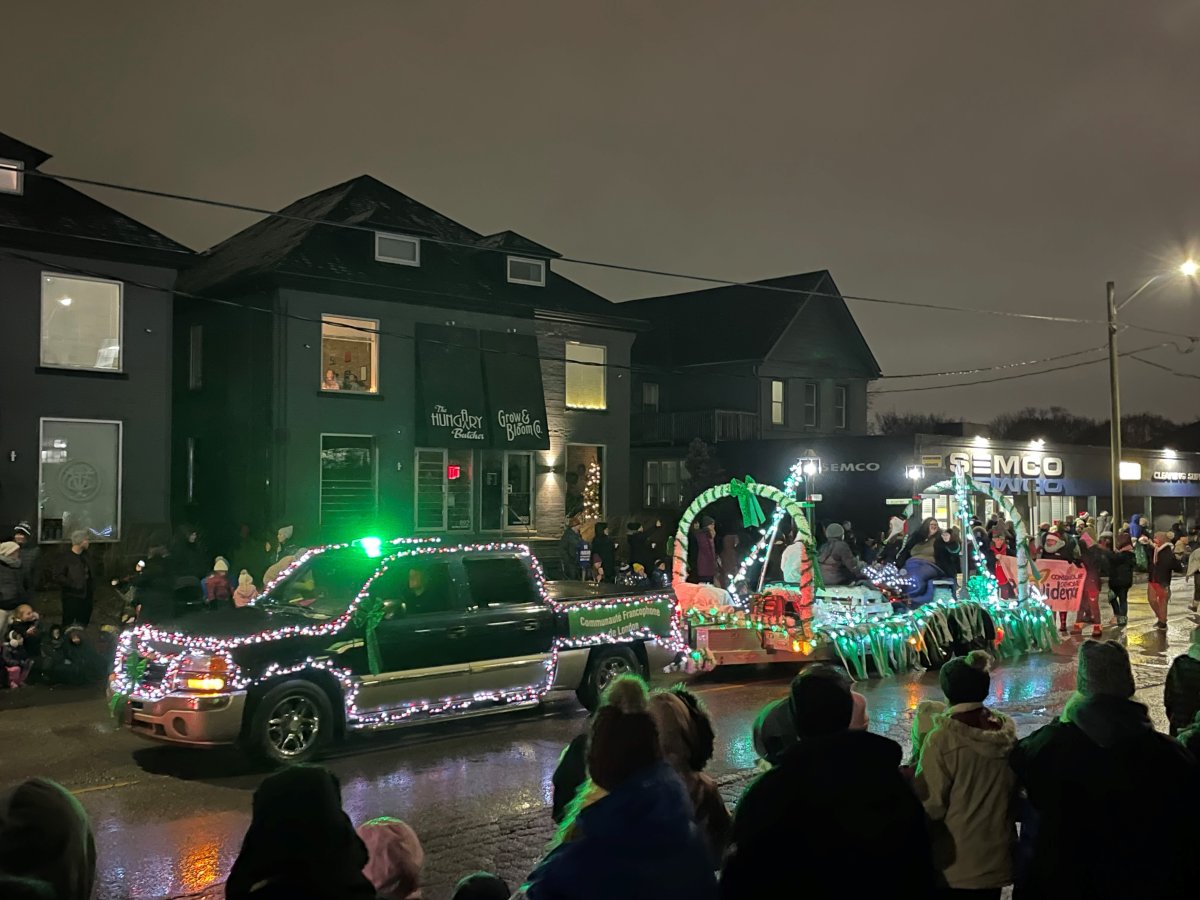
(1106, 280), (1123, 529)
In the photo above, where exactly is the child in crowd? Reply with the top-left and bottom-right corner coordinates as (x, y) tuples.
(356, 816), (423, 900)
(2, 604), (40, 688)
(1165, 626), (1200, 737)
(43, 624), (105, 686)
(232, 570), (258, 608)
(203, 557), (233, 608)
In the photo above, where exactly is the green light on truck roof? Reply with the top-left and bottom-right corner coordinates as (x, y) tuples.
(357, 537), (384, 558)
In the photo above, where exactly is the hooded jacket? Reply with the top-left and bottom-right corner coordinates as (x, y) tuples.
(1165, 643), (1200, 736)
(0, 552), (23, 608)
(913, 704), (1018, 890)
(897, 518), (959, 574)
(0, 778), (96, 900)
(1010, 695), (1200, 899)
(1146, 540), (1183, 585)
(817, 538), (859, 586)
(1100, 547), (1136, 590)
(523, 762), (718, 900)
(722, 730), (934, 899)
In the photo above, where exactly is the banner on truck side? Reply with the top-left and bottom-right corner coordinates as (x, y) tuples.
(567, 602), (670, 639)
(998, 557), (1085, 612)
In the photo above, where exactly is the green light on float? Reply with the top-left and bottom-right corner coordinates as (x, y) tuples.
(357, 536), (384, 558)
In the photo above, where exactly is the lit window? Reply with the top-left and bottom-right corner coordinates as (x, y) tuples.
(565, 342), (606, 410)
(507, 256), (546, 286)
(40, 274), (123, 371)
(374, 232), (420, 266)
(38, 418), (122, 542)
(642, 382), (660, 412)
(188, 324), (203, 390)
(834, 385), (847, 429)
(770, 380), (785, 426)
(321, 315), (379, 393)
(803, 382), (819, 428)
(320, 435), (378, 525)
(566, 445), (604, 518)
(0, 158), (22, 195)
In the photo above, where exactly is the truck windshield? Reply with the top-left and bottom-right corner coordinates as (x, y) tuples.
(261, 554), (377, 618)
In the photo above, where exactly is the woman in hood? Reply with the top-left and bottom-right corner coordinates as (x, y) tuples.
(913, 651), (1018, 896)
(648, 686), (731, 863)
(0, 777), (96, 900)
(226, 766), (377, 900)
(896, 517), (959, 605)
(523, 675), (718, 900)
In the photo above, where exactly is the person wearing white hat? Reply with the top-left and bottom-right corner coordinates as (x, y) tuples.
(203, 556), (233, 608)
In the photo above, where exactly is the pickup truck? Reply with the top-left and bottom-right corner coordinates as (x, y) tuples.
(108, 540), (681, 764)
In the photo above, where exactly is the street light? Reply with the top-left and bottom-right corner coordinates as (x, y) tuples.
(1106, 260), (1197, 527)
(904, 464), (925, 481)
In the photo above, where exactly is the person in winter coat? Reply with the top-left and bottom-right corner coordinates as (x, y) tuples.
(1141, 531), (1183, 628)
(132, 549), (176, 623)
(817, 523), (860, 586)
(779, 533), (807, 585)
(356, 816), (423, 900)
(989, 532), (1016, 600)
(1164, 626), (1200, 737)
(1097, 532), (1136, 627)
(0, 777), (96, 900)
(1040, 527), (1081, 633)
(521, 675), (718, 900)
(232, 570), (258, 607)
(693, 516), (718, 584)
(880, 515), (907, 564)
(559, 518), (584, 580)
(226, 765), (379, 900)
(1188, 541), (1200, 613)
(270, 525), (298, 568)
(590, 523), (616, 584)
(53, 532), (94, 628)
(913, 651), (1018, 897)
(10, 521), (41, 599)
(0, 541), (25, 638)
(42, 625), (104, 686)
(1010, 640), (1200, 900)
(1074, 535), (1105, 638)
(648, 686), (731, 864)
(2, 605), (39, 688)
(625, 521), (652, 572)
(202, 557), (233, 608)
(171, 525), (209, 581)
(716, 533), (740, 589)
(897, 517), (960, 605)
(725, 665), (934, 899)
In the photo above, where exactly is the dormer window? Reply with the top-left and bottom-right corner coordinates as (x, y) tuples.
(374, 232), (420, 267)
(507, 256), (546, 286)
(0, 158), (23, 195)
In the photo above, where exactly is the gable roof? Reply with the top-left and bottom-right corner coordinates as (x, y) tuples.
(0, 132), (191, 265)
(182, 175), (634, 325)
(624, 270), (881, 376)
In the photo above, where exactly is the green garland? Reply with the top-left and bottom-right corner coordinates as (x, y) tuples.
(108, 653), (149, 719)
(353, 593), (388, 674)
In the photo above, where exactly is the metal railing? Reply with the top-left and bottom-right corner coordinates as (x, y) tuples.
(631, 409), (760, 445)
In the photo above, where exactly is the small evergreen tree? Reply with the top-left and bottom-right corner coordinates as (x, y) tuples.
(682, 438), (725, 504)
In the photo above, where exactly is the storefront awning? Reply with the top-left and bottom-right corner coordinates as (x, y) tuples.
(416, 324), (490, 447)
(482, 331), (550, 450)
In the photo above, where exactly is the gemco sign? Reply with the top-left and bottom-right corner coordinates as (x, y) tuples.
(947, 451), (1066, 494)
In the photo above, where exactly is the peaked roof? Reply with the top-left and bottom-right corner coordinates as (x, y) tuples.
(182, 175), (631, 324)
(625, 270), (881, 376)
(0, 132), (191, 263)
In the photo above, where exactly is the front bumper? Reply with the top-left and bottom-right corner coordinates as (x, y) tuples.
(113, 690), (248, 747)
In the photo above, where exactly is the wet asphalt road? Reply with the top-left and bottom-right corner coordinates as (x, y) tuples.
(1, 584), (1195, 900)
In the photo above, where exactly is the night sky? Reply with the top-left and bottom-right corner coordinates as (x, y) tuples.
(5, 1), (1199, 421)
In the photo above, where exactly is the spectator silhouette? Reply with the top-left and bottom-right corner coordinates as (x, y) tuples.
(1011, 640), (1200, 899)
(226, 766), (378, 900)
(0, 777), (96, 900)
(454, 872), (510, 900)
(723, 665), (934, 899)
(357, 816), (423, 900)
(1165, 626), (1200, 737)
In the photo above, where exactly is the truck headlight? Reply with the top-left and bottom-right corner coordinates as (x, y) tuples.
(173, 653), (232, 693)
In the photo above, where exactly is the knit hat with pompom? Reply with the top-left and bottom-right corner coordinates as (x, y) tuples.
(587, 675), (662, 792)
(939, 650), (992, 705)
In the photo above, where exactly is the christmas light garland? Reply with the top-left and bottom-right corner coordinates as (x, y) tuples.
(582, 460), (601, 519)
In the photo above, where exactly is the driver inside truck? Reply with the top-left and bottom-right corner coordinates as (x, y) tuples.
(397, 565), (448, 615)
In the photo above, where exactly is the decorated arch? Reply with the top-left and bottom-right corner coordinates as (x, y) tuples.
(671, 477), (819, 610)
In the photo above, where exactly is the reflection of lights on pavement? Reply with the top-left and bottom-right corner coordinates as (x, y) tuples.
(905, 681), (922, 710)
(177, 838), (222, 893)
(727, 731), (759, 770)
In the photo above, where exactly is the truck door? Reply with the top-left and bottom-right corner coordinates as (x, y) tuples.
(459, 553), (555, 697)
(352, 557), (473, 713)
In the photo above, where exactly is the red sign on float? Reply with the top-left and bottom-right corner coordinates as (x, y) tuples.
(447, 464), (461, 481)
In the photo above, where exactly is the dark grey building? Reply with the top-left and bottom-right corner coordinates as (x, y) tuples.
(0, 133), (190, 544)
(174, 175), (642, 550)
(623, 270), (882, 510)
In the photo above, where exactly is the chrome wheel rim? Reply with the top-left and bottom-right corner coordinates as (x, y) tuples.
(596, 656), (632, 691)
(266, 696), (320, 757)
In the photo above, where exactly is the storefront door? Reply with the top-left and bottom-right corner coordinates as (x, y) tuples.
(481, 451), (534, 533)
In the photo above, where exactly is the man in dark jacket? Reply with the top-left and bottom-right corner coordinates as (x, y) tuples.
(11, 521), (40, 598)
(53, 532), (94, 628)
(626, 521), (652, 572)
(722, 666), (934, 899)
(817, 523), (860, 586)
(590, 523), (616, 584)
(1165, 626), (1200, 737)
(1011, 640), (1200, 900)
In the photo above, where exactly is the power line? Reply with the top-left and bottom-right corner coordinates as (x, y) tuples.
(868, 342), (1178, 394)
(880, 343), (1109, 379)
(22, 168), (1130, 328)
(1129, 354), (1200, 380)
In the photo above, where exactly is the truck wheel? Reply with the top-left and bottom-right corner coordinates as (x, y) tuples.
(577, 645), (640, 711)
(247, 680), (334, 765)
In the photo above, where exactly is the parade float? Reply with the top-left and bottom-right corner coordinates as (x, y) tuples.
(673, 463), (1057, 680)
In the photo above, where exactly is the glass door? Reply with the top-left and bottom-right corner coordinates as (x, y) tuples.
(504, 452), (533, 532)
